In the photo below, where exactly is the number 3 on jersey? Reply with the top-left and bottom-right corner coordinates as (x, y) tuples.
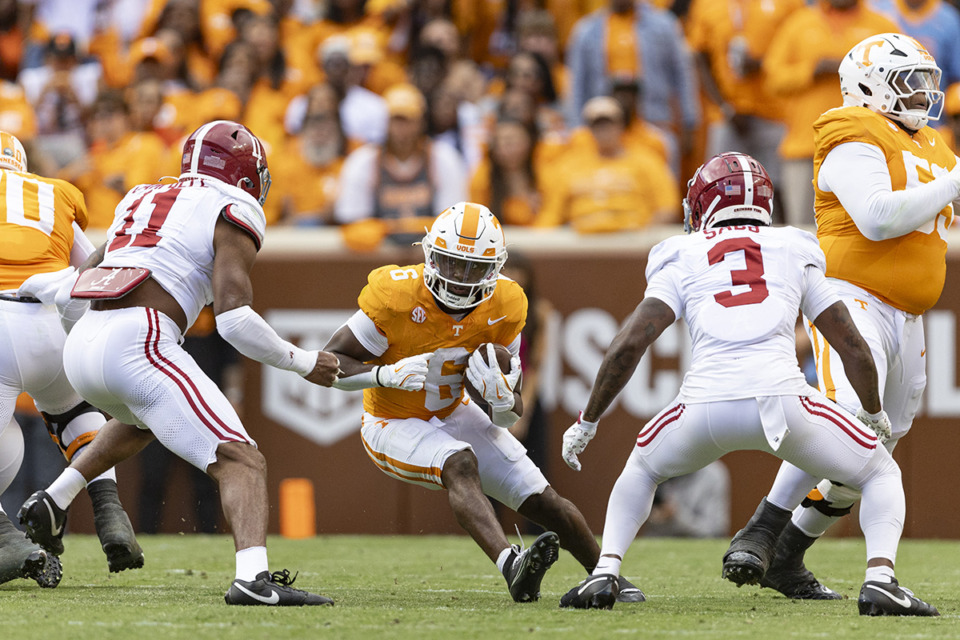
(109, 186), (182, 251)
(707, 237), (769, 307)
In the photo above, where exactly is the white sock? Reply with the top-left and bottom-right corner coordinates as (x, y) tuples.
(47, 468), (88, 510)
(865, 565), (895, 584)
(496, 546), (514, 575)
(236, 546), (269, 581)
(87, 467), (117, 485)
(594, 556), (621, 577)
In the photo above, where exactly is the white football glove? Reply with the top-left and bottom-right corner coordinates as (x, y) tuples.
(17, 266), (76, 304)
(375, 352), (432, 391)
(465, 343), (521, 413)
(562, 412), (598, 472)
(856, 408), (892, 444)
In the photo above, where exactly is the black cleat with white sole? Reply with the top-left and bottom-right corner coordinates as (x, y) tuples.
(503, 531), (560, 602)
(559, 574), (619, 609)
(858, 579), (939, 617)
(18, 490), (67, 556)
(224, 569), (334, 606)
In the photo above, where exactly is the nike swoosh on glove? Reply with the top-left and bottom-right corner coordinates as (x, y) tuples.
(562, 412), (598, 471)
(465, 343), (520, 412)
(856, 408), (892, 444)
(377, 352), (432, 391)
(17, 266), (76, 304)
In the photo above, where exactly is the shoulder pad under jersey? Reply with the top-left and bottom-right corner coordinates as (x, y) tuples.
(645, 235), (686, 282)
(221, 201), (266, 250)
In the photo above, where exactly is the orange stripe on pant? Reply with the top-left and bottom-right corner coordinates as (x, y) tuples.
(809, 321), (837, 402)
(360, 434), (444, 488)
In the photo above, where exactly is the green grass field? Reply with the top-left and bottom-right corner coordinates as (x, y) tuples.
(1, 535), (958, 639)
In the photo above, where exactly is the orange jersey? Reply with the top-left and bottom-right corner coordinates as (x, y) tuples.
(0, 168), (87, 289)
(813, 106), (957, 314)
(358, 263), (527, 421)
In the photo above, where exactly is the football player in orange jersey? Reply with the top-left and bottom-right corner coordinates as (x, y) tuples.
(0, 131), (143, 584)
(325, 202), (645, 604)
(724, 33), (960, 603)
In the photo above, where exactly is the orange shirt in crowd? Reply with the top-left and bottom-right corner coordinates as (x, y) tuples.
(71, 132), (167, 229)
(265, 137), (344, 226)
(686, 0), (805, 120)
(469, 157), (541, 226)
(0, 81), (36, 141)
(763, 1), (898, 159)
(536, 145), (679, 233)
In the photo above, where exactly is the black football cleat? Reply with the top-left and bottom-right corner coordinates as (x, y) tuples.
(616, 576), (645, 603)
(89, 480), (144, 573)
(225, 569), (334, 606)
(0, 515), (63, 588)
(18, 490), (67, 556)
(559, 574), (619, 610)
(858, 579), (939, 617)
(721, 498), (792, 587)
(503, 531), (560, 603)
(758, 522), (840, 599)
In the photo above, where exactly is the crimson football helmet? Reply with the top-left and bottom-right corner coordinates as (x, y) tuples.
(422, 202), (508, 310)
(683, 152), (774, 232)
(180, 120), (271, 204)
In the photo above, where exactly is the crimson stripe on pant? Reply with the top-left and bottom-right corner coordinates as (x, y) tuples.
(637, 403), (685, 447)
(143, 308), (246, 443)
(799, 395), (876, 450)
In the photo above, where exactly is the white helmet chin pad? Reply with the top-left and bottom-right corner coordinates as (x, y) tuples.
(422, 202), (508, 310)
(839, 33), (943, 132)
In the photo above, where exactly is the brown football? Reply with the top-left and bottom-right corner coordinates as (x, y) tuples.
(463, 343), (512, 407)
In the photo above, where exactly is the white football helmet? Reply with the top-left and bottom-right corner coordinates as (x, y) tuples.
(839, 33), (943, 132)
(0, 130), (27, 172)
(422, 202), (507, 310)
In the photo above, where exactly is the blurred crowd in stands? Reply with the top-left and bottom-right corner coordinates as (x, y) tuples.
(2, 0), (960, 246)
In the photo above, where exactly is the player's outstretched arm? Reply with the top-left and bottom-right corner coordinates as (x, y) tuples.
(811, 301), (881, 415)
(212, 219), (339, 386)
(583, 297), (676, 422)
(562, 297), (675, 471)
(324, 324), (429, 392)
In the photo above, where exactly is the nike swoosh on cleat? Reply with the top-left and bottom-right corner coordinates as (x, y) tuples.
(234, 583), (280, 604)
(488, 316), (507, 325)
(866, 584), (912, 609)
(578, 576), (610, 596)
(43, 499), (62, 536)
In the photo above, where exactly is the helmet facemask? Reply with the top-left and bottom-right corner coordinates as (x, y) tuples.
(887, 66), (943, 131)
(840, 33), (945, 132)
(421, 202), (508, 310)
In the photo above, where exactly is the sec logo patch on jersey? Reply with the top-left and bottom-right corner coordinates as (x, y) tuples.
(411, 306), (427, 323)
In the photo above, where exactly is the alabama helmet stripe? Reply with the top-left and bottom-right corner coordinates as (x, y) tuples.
(736, 153), (754, 208)
(188, 120), (222, 174)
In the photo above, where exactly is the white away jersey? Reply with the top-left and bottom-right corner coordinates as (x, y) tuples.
(100, 175), (266, 328)
(645, 225), (838, 403)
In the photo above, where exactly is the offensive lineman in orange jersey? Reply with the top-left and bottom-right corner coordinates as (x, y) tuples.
(0, 131), (143, 584)
(324, 202), (644, 604)
(724, 33), (960, 605)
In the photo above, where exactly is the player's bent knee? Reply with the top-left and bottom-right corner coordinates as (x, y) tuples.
(440, 449), (480, 485)
(211, 441), (266, 477)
